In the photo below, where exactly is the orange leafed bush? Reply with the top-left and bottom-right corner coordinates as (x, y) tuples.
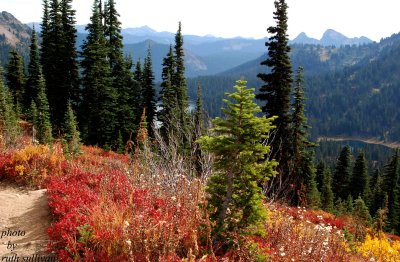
(1, 143), (65, 186)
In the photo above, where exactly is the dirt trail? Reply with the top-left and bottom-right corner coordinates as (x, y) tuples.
(0, 183), (56, 260)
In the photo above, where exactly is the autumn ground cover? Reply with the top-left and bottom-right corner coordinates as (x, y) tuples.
(1, 139), (400, 261)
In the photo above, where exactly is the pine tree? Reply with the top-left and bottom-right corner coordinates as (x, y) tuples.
(80, 0), (117, 147)
(40, 0), (50, 67)
(192, 83), (205, 177)
(173, 22), (190, 148)
(291, 66), (316, 205)
(41, 0), (79, 130)
(159, 45), (177, 140)
(353, 196), (372, 241)
(370, 169), (386, 217)
(103, 1), (138, 143)
(291, 66), (313, 161)
(25, 28), (42, 112)
(63, 101), (80, 154)
(382, 151), (400, 234)
(257, 0), (293, 177)
(5, 49), (25, 111)
(0, 77), (19, 146)
(350, 151), (371, 205)
(141, 47), (156, 138)
(304, 151), (320, 209)
(60, 0), (80, 109)
(346, 194), (354, 214)
(35, 75), (53, 144)
(116, 56), (140, 143)
(315, 161), (326, 192)
(198, 79), (278, 239)
(320, 169), (334, 212)
(333, 145), (352, 200)
(103, 0), (123, 71)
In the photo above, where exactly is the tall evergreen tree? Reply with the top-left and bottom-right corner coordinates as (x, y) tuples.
(60, 0), (80, 108)
(382, 151), (400, 234)
(5, 50), (25, 111)
(141, 47), (156, 138)
(291, 66), (316, 204)
(320, 169), (334, 212)
(173, 22), (190, 147)
(257, 0), (293, 177)
(303, 151), (320, 209)
(370, 169), (386, 217)
(35, 75), (53, 144)
(159, 45), (177, 139)
(40, 0), (50, 67)
(0, 77), (19, 146)
(198, 79), (277, 240)
(25, 28), (42, 112)
(116, 56), (140, 142)
(63, 101), (80, 154)
(333, 145), (352, 200)
(315, 161), (326, 192)
(103, 0), (138, 143)
(80, 0), (117, 147)
(103, 0), (123, 71)
(350, 151), (371, 205)
(192, 83), (205, 177)
(41, 0), (79, 130)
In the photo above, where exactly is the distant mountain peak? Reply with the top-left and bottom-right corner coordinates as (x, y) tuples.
(291, 32), (319, 45)
(292, 29), (373, 46)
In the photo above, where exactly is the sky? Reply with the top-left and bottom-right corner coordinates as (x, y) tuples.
(1, 0), (399, 41)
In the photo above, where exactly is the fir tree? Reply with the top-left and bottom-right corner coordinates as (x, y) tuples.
(0, 77), (19, 146)
(35, 75), (53, 144)
(63, 101), (80, 154)
(291, 66), (313, 161)
(303, 151), (320, 209)
(103, 1), (138, 143)
(5, 49), (25, 111)
(192, 83), (205, 177)
(346, 194), (354, 214)
(80, 0), (118, 147)
(60, 0), (80, 109)
(42, 0), (79, 130)
(350, 151), (371, 205)
(370, 169), (386, 217)
(116, 56), (140, 143)
(104, 0), (123, 71)
(159, 45), (177, 140)
(315, 161), (326, 192)
(320, 169), (334, 212)
(382, 151), (400, 234)
(333, 145), (352, 200)
(257, 0), (293, 178)
(291, 66), (316, 205)
(141, 47), (156, 138)
(353, 196), (372, 241)
(173, 22), (190, 149)
(198, 79), (278, 240)
(25, 28), (42, 111)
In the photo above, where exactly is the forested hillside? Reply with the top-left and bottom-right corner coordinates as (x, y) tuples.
(188, 33), (400, 142)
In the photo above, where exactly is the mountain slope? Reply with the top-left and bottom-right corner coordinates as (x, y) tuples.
(0, 11), (32, 66)
(188, 33), (400, 143)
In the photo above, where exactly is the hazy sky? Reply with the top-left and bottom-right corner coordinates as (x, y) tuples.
(1, 0), (399, 41)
